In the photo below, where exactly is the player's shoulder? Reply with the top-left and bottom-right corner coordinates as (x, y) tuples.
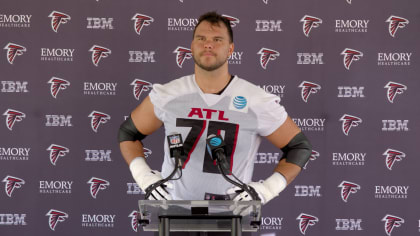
(152, 74), (197, 97)
(231, 76), (278, 105)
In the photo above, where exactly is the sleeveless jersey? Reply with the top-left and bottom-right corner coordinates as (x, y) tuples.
(149, 74), (287, 200)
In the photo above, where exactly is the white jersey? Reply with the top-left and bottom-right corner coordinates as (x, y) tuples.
(149, 74), (287, 200)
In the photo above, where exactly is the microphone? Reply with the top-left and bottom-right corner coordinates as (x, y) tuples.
(206, 134), (231, 174)
(167, 133), (186, 167)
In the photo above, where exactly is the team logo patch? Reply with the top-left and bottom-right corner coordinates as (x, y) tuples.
(47, 144), (69, 166)
(173, 46), (192, 68)
(339, 114), (362, 135)
(222, 14), (240, 27)
(132, 14), (154, 35)
(341, 48), (363, 70)
(229, 95), (248, 113)
(131, 79), (152, 100)
(3, 109), (26, 131)
(89, 45), (111, 66)
(382, 214), (404, 236)
(338, 181), (360, 202)
(382, 149), (405, 170)
(46, 209), (68, 231)
(299, 81), (321, 102)
(300, 15), (322, 37)
(48, 11), (71, 33)
(129, 211), (139, 232)
(258, 48), (279, 69)
(87, 177), (110, 198)
(297, 213), (318, 235)
(386, 16), (409, 37)
(2, 175), (25, 197)
(303, 150), (319, 169)
(4, 43), (26, 64)
(48, 77), (70, 98)
(88, 111), (111, 132)
(384, 82), (406, 103)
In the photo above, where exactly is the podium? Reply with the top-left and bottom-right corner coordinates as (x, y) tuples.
(138, 200), (262, 236)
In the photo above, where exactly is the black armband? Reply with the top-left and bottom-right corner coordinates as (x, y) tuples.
(280, 132), (312, 168)
(118, 117), (147, 142)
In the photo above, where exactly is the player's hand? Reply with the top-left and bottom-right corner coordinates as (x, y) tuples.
(226, 182), (266, 203)
(143, 170), (173, 200)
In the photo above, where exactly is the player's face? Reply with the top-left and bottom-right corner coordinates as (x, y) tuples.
(191, 21), (234, 72)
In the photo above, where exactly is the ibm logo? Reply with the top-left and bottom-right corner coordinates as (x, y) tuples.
(382, 120), (409, 131)
(1, 81), (28, 93)
(85, 150), (112, 161)
(337, 86), (364, 98)
(129, 51), (156, 63)
(295, 185), (322, 197)
(336, 219), (362, 230)
(45, 115), (72, 127)
(255, 20), (282, 31)
(87, 17), (114, 29)
(297, 53), (324, 64)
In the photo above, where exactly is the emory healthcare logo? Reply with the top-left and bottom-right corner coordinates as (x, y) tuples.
(132, 13), (153, 35)
(48, 11), (71, 33)
(46, 209), (68, 231)
(300, 15), (322, 37)
(4, 43), (26, 64)
(383, 149), (405, 170)
(48, 77), (70, 98)
(222, 14), (240, 27)
(258, 48), (280, 69)
(89, 45), (111, 66)
(87, 177), (110, 198)
(173, 46), (192, 68)
(299, 81), (321, 102)
(340, 114), (362, 135)
(384, 82), (407, 103)
(131, 79), (152, 100)
(89, 111), (111, 132)
(2, 175), (25, 197)
(303, 150), (319, 169)
(341, 48), (363, 70)
(47, 144), (69, 166)
(386, 16), (409, 37)
(382, 214), (404, 236)
(3, 109), (25, 131)
(338, 181), (360, 202)
(297, 213), (318, 235)
(129, 211), (139, 232)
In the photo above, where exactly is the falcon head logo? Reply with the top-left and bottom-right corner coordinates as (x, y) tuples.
(299, 81), (321, 102)
(384, 82), (407, 103)
(386, 16), (409, 37)
(2, 175), (25, 197)
(258, 48), (280, 69)
(3, 109), (26, 131)
(222, 14), (240, 27)
(48, 77), (70, 98)
(173, 46), (192, 68)
(129, 210), (139, 232)
(131, 79), (152, 100)
(303, 150), (319, 170)
(382, 214), (404, 236)
(300, 15), (322, 37)
(297, 213), (318, 235)
(46, 209), (68, 231)
(143, 147), (152, 158)
(4, 43), (26, 64)
(383, 149), (405, 170)
(88, 111), (111, 132)
(89, 45), (111, 66)
(87, 177), (110, 199)
(47, 144), (69, 166)
(338, 181), (360, 202)
(339, 114), (362, 135)
(132, 14), (154, 35)
(48, 11), (71, 33)
(341, 48), (363, 70)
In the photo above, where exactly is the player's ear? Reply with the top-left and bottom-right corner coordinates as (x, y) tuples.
(228, 42), (234, 56)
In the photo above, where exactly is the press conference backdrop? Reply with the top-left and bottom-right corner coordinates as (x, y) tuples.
(1, 0), (419, 235)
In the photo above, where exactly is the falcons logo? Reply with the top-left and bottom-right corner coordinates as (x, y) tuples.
(48, 11), (71, 33)
(258, 48), (280, 69)
(2, 175), (25, 197)
(341, 48), (363, 70)
(47, 144), (69, 166)
(89, 45), (111, 66)
(222, 14), (240, 27)
(46, 209), (68, 231)
(3, 109), (25, 131)
(303, 150), (319, 170)
(4, 43), (26, 64)
(384, 82), (407, 103)
(386, 16), (409, 37)
(297, 213), (318, 235)
(48, 77), (70, 98)
(129, 211), (139, 232)
(131, 79), (152, 100)
(143, 147), (152, 158)
(383, 149), (405, 170)
(339, 114), (362, 135)
(338, 181), (360, 202)
(299, 81), (321, 102)
(300, 15), (322, 37)
(173, 46), (192, 68)
(132, 14), (154, 35)
(88, 111), (111, 132)
(382, 215), (404, 236)
(87, 177), (110, 199)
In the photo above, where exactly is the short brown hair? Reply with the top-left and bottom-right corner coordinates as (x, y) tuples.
(193, 11), (233, 43)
